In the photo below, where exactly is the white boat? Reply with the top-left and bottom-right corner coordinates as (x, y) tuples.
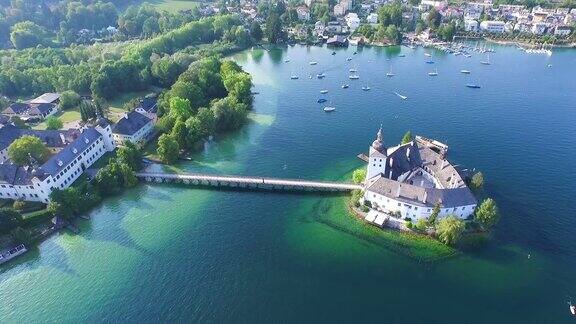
(290, 75), (299, 79)
(460, 69), (471, 74)
(309, 61), (318, 65)
(316, 73), (325, 79)
(342, 84), (349, 89)
(424, 53), (431, 57)
(349, 68), (357, 73)
(362, 86), (371, 91)
(386, 68), (395, 77)
(394, 92), (407, 100)
(284, 59), (290, 63)
(0, 244), (27, 265)
(428, 69), (438, 76)
(320, 90), (328, 94)
(323, 106), (336, 112)
(349, 74), (360, 80)
(480, 54), (490, 65)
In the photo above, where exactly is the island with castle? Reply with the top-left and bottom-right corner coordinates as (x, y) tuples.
(354, 127), (479, 232)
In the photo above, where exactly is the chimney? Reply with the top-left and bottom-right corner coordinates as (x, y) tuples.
(388, 169), (393, 179)
(406, 147), (411, 161)
(396, 185), (401, 197)
(422, 191), (427, 203)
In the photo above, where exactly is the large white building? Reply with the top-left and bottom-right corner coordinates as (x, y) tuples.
(480, 20), (506, 33)
(0, 119), (115, 203)
(345, 13), (360, 31)
(362, 128), (477, 221)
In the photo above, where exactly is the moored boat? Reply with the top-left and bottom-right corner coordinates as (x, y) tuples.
(290, 75), (299, 79)
(362, 86), (371, 91)
(394, 91), (407, 100)
(317, 98), (327, 103)
(309, 61), (318, 65)
(323, 106), (336, 112)
(466, 84), (481, 88)
(460, 69), (471, 74)
(0, 244), (27, 265)
(342, 84), (349, 89)
(349, 74), (360, 80)
(320, 89), (329, 94)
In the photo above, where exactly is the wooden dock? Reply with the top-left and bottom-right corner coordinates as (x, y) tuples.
(136, 172), (363, 192)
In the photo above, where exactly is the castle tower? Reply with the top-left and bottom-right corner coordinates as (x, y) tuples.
(366, 127), (388, 180)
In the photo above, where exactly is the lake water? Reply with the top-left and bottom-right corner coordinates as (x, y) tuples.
(1, 44), (576, 323)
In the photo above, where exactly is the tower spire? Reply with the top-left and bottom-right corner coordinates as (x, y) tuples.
(371, 125), (386, 153)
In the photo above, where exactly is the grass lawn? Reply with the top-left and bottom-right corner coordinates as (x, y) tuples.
(107, 90), (156, 122)
(33, 110), (82, 130)
(149, 0), (199, 13)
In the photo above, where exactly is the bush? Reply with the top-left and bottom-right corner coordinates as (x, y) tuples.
(470, 172), (484, 189)
(362, 206), (369, 213)
(406, 221), (413, 229)
(415, 218), (428, 231)
(12, 200), (25, 211)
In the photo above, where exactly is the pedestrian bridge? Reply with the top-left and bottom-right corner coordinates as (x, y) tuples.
(136, 172), (363, 192)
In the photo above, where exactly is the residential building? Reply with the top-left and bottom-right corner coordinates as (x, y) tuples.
(314, 21), (325, 35)
(480, 20), (505, 33)
(134, 96), (159, 123)
(2, 103), (57, 121)
(367, 13), (378, 24)
(29, 93), (60, 105)
(554, 25), (572, 36)
(326, 35), (348, 46)
(325, 21), (342, 34)
(112, 111), (154, 146)
(531, 22), (547, 35)
(464, 19), (479, 32)
(345, 13), (360, 31)
(334, 3), (347, 16)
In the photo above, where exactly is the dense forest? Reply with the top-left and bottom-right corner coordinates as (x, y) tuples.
(0, 0), (201, 49)
(0, 13), (250, 100)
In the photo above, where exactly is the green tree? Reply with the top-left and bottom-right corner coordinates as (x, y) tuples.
(352, 168), (367, 184)
(428, 203), (440, 225)
(12, 200), (25, 211)
(250, 22), (263, 41)
(8, 135), (49, 166)
(265, 12), (283, 43)
(385, 25), (402, 45)
(415, 218), (428, 231)
(378, 2), (403, 27)
(10, 227), (32, 246)
(0, 208), (22, 234)
(59, 90), (81, 110)
(471, 171), (484, 189)
(401, 130), (413, 144)
(436, 215), (465, 245)
(46, 116), (63, 130)
(171, 119), (188, 149)
(426, 7), (442, 30)
(157, 134), (179, 164)
(474, 198), (499, 230)
(10, 21), (49, 49)
(169, 97), (193, 121)
(116, 142), (142, 170)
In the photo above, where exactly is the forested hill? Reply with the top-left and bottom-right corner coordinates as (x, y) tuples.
(0, 0), (201, 49)
(0, 14), (252, 100)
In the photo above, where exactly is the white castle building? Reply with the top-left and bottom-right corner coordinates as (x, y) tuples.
(363, 128), (477, 221)
(0, 119), (115, 203)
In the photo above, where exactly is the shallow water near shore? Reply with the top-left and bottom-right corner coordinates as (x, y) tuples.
(1, 44), (575, 323)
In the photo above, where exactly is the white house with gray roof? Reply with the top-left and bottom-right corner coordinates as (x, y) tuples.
(0, 119), (114, 203)
(112, 111), (154, 146)
(362, 128), (477, 221)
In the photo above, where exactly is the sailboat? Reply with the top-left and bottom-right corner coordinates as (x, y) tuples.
(480, 54), (490, 65)
(290, 75), (299, 79)
(362, 85), (371, 91)
(428, 68), (438, 76)
(386, 66), (395, 77)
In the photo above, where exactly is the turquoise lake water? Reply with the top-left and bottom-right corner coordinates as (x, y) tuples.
(1, 44), (575, 323)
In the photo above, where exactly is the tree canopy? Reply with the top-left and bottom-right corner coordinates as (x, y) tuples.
(474, 198), (499, 230)
(352, 168), (367, 184)
(157, 134), (179, 164)
(45, 116), (63, 130)
(8, 135), (49, 165)
(436, 215), (465, 245)
(401, 130), (413, 144)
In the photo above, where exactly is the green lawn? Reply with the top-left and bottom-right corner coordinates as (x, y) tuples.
(149, 0), (199, 13)
(33, 110), (82, 130)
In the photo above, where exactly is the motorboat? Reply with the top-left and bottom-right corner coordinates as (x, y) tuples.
(309, 61), (318, 65)
(317, 98), (327, 103)
(316, 73), (325, 79)
(349, 75), (360, 80)
(290, 75), (299, 79)
(428, 69), (438, 76)
(320, 90), (329, 94)
(349, 68), (357, 73)
(460, 69), (471, 74)
(394, 92), (407, 100)
(466, 84), (481, 89)
(362, 86), (371, 91)
(342, 84), (349, 89)
(323, 106), (336, 112)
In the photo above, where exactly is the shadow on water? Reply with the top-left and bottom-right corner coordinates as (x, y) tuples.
(267, 47), (285, 65)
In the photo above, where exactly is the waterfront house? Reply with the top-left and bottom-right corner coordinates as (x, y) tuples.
(112, 111), (154, 146)
(554, 25), (572, 36)
(362, 128), (477, 221)
(464, 19), (479, 32)
(326, 35), (348, 47)
(0, 120), (114, 203)
(480, 20), (506, 33)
